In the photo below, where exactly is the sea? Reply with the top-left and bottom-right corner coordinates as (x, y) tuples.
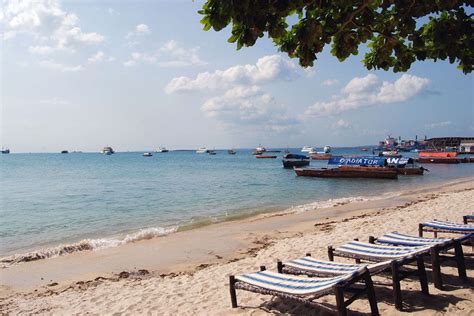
(1, 148), (473, 264)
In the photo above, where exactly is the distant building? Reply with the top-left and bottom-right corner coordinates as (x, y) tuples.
(460, 140), (474, 153)
(425, 137), (474, 152)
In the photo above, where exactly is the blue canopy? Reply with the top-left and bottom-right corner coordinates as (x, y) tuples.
(328, 156), (386, 166)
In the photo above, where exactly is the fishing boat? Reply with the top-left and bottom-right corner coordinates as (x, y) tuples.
(256, 155), (277, 159)
(143, 152), (153, 157)
(196, 147), (209, 154)
(294, 156), (398, 179)
(310, 153), (332, 160)
(61, 150), (69, 154)
(282, 154), (310, 168)
(156, 147), (169, 153)
(386, 157), (425, 175)
(102, 147), (115, 155)
(228, 149), (236, 155)
(1, 148), (10, 154)
(418, 151), (457, 158)
(208, 150), (217, 155)
(416, 157), (460, 164)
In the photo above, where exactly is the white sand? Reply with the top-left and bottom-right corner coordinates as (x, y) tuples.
(1, 183), (473, 315)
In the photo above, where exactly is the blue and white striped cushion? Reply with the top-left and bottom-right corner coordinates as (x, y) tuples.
(335, 241), (430, 259)
(424, 220), (474, 232)
(464, 215), (474, 220)
(377, 231), (452, 246)
(235, 269), (362, 295)
(284, 257), (363, 275)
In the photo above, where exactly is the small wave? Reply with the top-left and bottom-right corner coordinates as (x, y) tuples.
(287, 195), (382, 213)
(0, 226), (177, 268)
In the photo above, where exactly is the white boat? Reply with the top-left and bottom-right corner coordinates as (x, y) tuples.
(143, 152), (153, 157)
(196, 147), (209, 154)
(323, 145), (332, 153)
(301, 146), (315, 153)
(252, 145), (267, 155)
(102, 146), (114, 155)
(156, 147), (169, 153)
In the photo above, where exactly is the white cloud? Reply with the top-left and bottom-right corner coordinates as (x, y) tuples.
(332, 119), (352, 129)
(424, 121), (452, 129)
(87, 51), (114, 64)
(40, 60), (83, 72)
(123, 40), (206, 68)
(165, 54), (298, 94)
(200, 85), (298, 133)
(107, 8), (118, 16)
(135, 23), (149, 34)
(1, 0), (104, 53)
(306, 74), (430, 117)
(322, 79), (339, 86)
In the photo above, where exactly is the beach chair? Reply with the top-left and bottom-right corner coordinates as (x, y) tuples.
(229, 265), (379, 316)
(419, 219), (474, 237)
(327, 240), (431, 311)
(370, 232), (467, 290)
(463, 214), (474, 224)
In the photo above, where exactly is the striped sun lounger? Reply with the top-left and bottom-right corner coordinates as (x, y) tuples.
(373, 232), (468, 290)
(463, 214), (474, 224)
(229, 266), (379, 315)
(328, 241), (430, 311)
(420, 219), (474, 236)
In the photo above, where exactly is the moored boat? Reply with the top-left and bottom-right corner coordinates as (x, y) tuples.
(310, 153), (332, 160)
(227, 149), (236, 155)
(252, 145), (267, 155)
(256, 155), (277, 159)
(1, 148), (10, 154)
(156, 147), (169, 153)
(102, 147), (115, 155)
(61, 150), (69, 154)
(418, 151), (457, 158)
(196, 147), (209, 154)
(301, 146), (315, 153)
(143, 152), (153, 157)
(386, 157), (425, 175)
(208, 150), (217, 155)
(282, 154), (310, 168)
(417, 157), (460, 164)
(294, 166), (398, 179)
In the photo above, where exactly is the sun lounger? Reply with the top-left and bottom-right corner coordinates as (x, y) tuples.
(419, 219), (474, 237)
(371, 232), (467, 290)
(229, 265), (379, 316)
(463, 214), (474, 224)
(327, 241), (431, 310)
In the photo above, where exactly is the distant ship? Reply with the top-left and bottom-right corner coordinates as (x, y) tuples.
(228, 149), (236, 155)
(155, 147), (169, 153)
(102, 147), (115, 155)
(1, 148), (10, 154)
(143, 152), (153, 157)
(301, 146), (315, 153)
(61, 150), (69, 154)
(252, 145), (267, 155)
(196, 147), (209, 154)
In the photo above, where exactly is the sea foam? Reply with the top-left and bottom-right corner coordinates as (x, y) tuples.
(0, 226), (177, 268)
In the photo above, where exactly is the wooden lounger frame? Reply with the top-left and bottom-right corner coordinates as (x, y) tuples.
(229, 266), (379, 316)
(376, 232), (468, 290)
(463, 215), (474, 224)
(327, 241), (429, 311)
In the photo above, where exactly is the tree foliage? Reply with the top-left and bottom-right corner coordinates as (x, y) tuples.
(199, 0), (473, 74)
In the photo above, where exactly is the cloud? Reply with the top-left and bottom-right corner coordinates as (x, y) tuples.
(332, 119), (352, 129)
(200, 85), (299, 133)
(305, 74), (430, 117)
(40, 60), (83, 72)
(87, 51), (114, 64)
(2, 0), (104, 53)
(424, 121), (452, 129)
(165, 54), (298, 94)
(125, 23), (150, 40)
(123, 40), (205, 68)
(322, 79), (339, 86)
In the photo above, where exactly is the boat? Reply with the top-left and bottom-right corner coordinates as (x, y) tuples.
(61, 150), (69, 154)
(294, 156), (398, 179)
(156, 147), (169, 153)
(418, 151), (457, 158)
(252, 145), (267, 155)
(256, 155), (277, 159)
(227, 149), (236, 155)
(360, 148), (369, 152)
(301, 146), (315, 153)
(196, 147), (209, 154)
(1, 148), (10, 154)
(282, 154), (310, 168)
(208, 150), (217, 155)
(416, 157), (460, 164)
(323, 145), (331, 153)
(143, 152), (153, 157)
(310, 153), (332, 160)
(386, 157), (425, 175)
(102, 147), (115, 155)
(380, 150), (399, 157)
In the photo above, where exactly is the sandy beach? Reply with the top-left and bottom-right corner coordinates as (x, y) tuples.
(1, 177), (473, 314)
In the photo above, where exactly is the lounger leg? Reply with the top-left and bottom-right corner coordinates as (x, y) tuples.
(416, 256), (430, 295)
(229, 276), (238, 308)
(277, 261), (283, 273)
(364, 272), (380, 316)
(391, 261), (403, 311)
(328, 246), (334, 261)
(334, 285), (347, 316)
(418, 224), (423, 237)
(454, 241), (467, 280)
(430, 246), (443, 290)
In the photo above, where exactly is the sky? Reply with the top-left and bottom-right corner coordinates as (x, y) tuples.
(1, 0), (473, 153)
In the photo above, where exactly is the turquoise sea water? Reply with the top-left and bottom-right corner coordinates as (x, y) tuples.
(1, 148), (473, 260)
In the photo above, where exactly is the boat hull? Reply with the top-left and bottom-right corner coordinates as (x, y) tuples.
(396, 167), (424, 175)
(310, 153), (332, 160)
(417, 157), (460, 164)
(294, 166), (398, 179)
(256, 155), (277, 159)
(282, 159), (310, 169)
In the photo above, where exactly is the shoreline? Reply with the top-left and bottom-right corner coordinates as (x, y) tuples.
(3, 175), (473, 266)
(1, 176), (473, 298)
